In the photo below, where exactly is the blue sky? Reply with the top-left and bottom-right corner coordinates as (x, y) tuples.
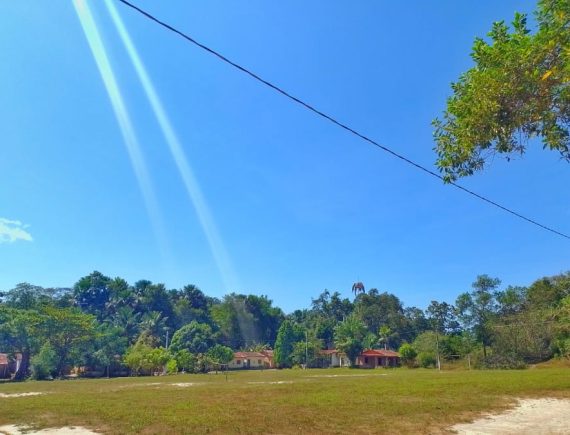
(1, 0), (568, 313)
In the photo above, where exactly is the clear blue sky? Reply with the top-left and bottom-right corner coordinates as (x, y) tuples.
(1, 0), (568, 313)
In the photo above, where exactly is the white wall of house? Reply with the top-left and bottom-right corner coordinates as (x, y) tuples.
(228, 357), (267, 370)
(330, 353), (350, 367)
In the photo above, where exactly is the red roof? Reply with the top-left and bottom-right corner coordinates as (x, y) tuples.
(0, 353), (8, 365)
(360, 349), (400, 357)
(233, 352), (267, 359)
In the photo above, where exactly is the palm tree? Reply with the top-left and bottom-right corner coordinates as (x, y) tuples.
(352, 282), (365, 296)
(378, 325), (392, 350)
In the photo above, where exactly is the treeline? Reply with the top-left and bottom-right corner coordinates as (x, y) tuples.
(0, 270), (569, 380)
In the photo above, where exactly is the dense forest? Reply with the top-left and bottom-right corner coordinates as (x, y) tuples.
(0, 270), (569, 380)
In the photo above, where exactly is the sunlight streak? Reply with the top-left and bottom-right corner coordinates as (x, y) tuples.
(73, 0), (169, 258)
(105, 0), (240, 292)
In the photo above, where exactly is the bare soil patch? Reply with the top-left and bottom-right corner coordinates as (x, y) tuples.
(451, 398), (570, 434)
(0, 393), (45, 399)
(0, 425), (98, 435)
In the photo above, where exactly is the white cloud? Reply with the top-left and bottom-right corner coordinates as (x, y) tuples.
(0, 218), (33, 243)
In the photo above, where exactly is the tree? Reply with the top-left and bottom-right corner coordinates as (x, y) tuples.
(175, 349), (197, 373)
(123, 341), (154, 375)
(496, 286), (527, 315)
(398, 343), (417, 368)
(427, 301), (459, 370)
(210, 294), (284, 349)
(40, 306), (97, 377)
(3, 283), (60, 310)
(31, 343), (58, 380)
(290, 331), (323, 368)
(206, 344), (234, 367)
(73, 271), (112, 321)
(274, 320), (299, 368)
(354, 290), (407, 347)
(377, 325), (394, 350)
(433, 0), (570, 181)
(456, 275), (501, 358)
(334, 315), (368, 365)
(90, 323), (128, 377)
(0, 307), (44, 380)
(169, 321), (215, 354)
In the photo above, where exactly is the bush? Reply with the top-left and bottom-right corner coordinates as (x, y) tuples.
(417, 352), (436, 368)
(475, 354), (527, 369)
(398, 343), (417, 368)
(175, 350), (196, 373)
(166, 359), (178, 374)
(31, 343), (58, 380)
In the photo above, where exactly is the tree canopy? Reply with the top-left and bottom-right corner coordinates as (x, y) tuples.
(433, 0), (570, 181)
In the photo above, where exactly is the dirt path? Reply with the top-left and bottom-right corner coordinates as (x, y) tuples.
(0, 426), (98, 435)
(451, 398), (570, 434)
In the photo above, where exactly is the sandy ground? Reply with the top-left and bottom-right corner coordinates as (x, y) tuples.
(0, 426), (98, 435)
(0, 392), (44, 398)
(451, 398), (570, 434)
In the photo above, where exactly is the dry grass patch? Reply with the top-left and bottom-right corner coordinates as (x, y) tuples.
(0, 368), (568, 434)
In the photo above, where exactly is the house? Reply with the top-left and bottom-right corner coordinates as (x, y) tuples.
(228, 351), (273, 370)
(318, 349), (351, 368)
(260, 350), (275, 368)
(0, 353), (9, 379)
(356, 349), (400, 368)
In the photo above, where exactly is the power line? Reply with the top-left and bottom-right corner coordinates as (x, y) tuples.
(116, 0), (570, 241)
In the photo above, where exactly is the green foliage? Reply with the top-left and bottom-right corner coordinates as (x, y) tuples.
(552, 295), (570, 359)
(334, 315), (368, 365)
(31, 342), (58, 380)
(206, 344), (234, 365)
(433, 0), (570, 181)
(166, 359), (178, 374)
(123, 341), (169, 375)
(0, 306), (44, 380)
(210, 294), (284, 350)
(475, 353), (527, 370)
(174, 350), (197, 373)
(290, 332), (323, 368)
(456, 275), (501, 358)
(89, 324), (128, 376)
(417, 352), (436, 368)
(169, 321), (215, 354)
(274, 320), (299, 368)
(354, 290), (407, 348)
(40, 306), (97, 376)
(3, 268), (570, 381)
(73, 271), (112, 320)
(398, 343), (417, 367)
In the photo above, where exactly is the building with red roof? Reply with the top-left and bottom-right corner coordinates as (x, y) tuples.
(228, 351), (274, 370)
(356, 349), (400, 368)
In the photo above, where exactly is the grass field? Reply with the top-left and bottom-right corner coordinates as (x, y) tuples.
(0, 368), (569, 434)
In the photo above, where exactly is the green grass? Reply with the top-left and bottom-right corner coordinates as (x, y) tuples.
(0, 368), (569, 434)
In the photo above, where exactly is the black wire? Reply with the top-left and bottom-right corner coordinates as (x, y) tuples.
(116, 0), (570, 241)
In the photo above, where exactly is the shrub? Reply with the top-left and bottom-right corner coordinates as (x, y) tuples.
(398, 343), (417, 368)
(166, 359), (178, 374)
(475, 354), (527, 370)
(417, 352), (436, 368)
(31, 343), (58, 380)
(175, 350), (196, 373)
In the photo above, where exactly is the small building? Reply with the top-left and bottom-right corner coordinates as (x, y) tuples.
(318, 349), (351, 368)
(0, 353), (9, 379)
(228, 351), (273, 370)
(260, 350), (275, 368)
(356, 349), (400, 368)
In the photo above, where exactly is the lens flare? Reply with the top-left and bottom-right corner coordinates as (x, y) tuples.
(105, 0), (239, 292)
(73, 0), (169, 259)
